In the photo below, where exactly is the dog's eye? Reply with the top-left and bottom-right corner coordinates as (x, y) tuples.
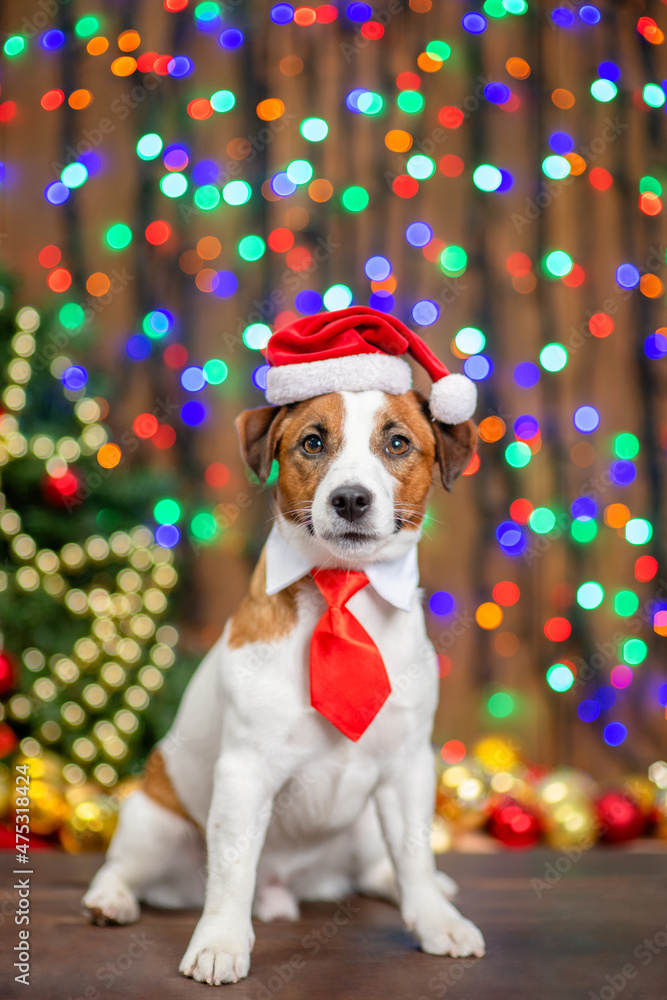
(386, 435), (410, 456)
(302, 434), (324, 455)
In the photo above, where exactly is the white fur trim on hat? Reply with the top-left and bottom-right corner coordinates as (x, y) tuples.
(429, 374), (477, 424)
(265, 353), (413, 405)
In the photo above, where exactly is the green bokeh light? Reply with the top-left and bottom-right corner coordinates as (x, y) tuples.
(154, 498), (181, 525)
(74, 15), (100, 38)
(358, 91), (383, 115)
(4, 35), (26, 57)
(639, 176), (662, 196)
(222, 180), (251, 205)
(194, 185), (220, 211)
(397, 90), (424, 113)
(505, 441), (531, 468)
(440, 245), (467, 275)
(614, 433), (639, 459)
(59, 303), (85, 330)
(576, 581), (604, 609)
(341, 186), (369, 212)
(622, 638), (647, 665)
(105, 223), (132, 250)
(286, 159), (313, 185)
(571, 519), (597, 544)
(455, 327), (485, 355)
(643, 84), (665, 108)
(210, 89), (235, 112)
(191, 512), (218, 541)
(323, 284), (353, 310)
(136, 133), (163, 160)
(238, 235), (266, 261)
(426, 40), (451, 60)
(160, 173), (188, 198)
(546, 664), (574, 692)
(407, 155), (436, 180)
(529, 507), (556, 534)
(590, 79), (617, 103)
(625, 518), (652, 545)
(614, 590), (639, 617)
(539, 343), (568, 372)
(203, 359), (229, 384)
(300, 117), (328, 141)
(488, 692), (514, 718)
(544, 250), (573, 277)
(542, 155), (571, 180)
(473, 165), (502, 191)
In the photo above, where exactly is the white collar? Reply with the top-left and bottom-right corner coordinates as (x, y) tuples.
(264, 523), (419, 612)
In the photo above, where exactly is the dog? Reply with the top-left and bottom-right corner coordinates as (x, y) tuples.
(83, 382), (483, 984)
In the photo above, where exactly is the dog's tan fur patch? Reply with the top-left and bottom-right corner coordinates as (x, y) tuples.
(372, 391), (437, 530)
(227, 548), (302, 649)
(142, 749), (194, 823)
(275, 394), (345, 528)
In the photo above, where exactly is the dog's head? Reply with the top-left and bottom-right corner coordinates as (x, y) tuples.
(236, 390), (476, 563)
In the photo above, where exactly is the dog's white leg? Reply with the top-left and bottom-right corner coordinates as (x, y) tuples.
(374, 743), (485, 958)
(352, 799), (459, 904)
(83, 790), (200, 924)
(179, 751), (283, 985)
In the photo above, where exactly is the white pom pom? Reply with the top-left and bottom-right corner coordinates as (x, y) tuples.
(429, 374), (477, 424)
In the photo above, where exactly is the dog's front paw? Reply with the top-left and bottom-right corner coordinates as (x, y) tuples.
(415, 901), (485, 958)
(179, 920), (253, 985)
(83, 870), (140, 926)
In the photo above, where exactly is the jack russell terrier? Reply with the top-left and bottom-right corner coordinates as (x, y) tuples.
(84, 307), (485, 984)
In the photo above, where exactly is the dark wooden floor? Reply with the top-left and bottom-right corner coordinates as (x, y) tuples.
(1, 849), (667, 999)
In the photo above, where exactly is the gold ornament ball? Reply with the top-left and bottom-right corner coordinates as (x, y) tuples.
(623, 775), (657, 817)
(535, 767), (599, 808)
(59, 794), (118, 853)
(437, 762), (490, 830)
(542, 796), (598, 851)
(16, 752), (65, 787)
(430, 814), (453, 854)
(0, 765), (10, 819)
(473, 736), (520, 774)
(654, 788), (667, 840)
(22, 778), (69, 835)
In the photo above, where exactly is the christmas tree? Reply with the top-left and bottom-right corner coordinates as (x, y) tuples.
(0, 281), (196, 796)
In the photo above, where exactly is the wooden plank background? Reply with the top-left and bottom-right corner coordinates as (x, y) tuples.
(0, 0), (665, 777)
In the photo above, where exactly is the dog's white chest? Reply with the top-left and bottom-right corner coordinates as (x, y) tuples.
(165, 585), (439, 833)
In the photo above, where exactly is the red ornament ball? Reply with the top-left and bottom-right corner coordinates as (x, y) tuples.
(488, 797), (541, 849)
(0, 652), (15, 695)
(596, 792), (646, 843)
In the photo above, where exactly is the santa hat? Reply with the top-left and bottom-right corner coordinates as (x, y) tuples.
(265, 306), (477, 424)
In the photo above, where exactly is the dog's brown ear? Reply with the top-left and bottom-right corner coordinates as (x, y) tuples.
(414, 392), (477, 491)
(432, 418), (477, 490)
(235, 405), (287, 485)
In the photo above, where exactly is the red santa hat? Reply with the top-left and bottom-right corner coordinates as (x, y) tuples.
(265, 306), (477, 424)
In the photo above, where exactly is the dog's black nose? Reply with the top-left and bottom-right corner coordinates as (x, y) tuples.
(330, 485), (372, 522)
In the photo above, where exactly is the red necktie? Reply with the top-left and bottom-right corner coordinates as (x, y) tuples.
(310, 568), (391, 741)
